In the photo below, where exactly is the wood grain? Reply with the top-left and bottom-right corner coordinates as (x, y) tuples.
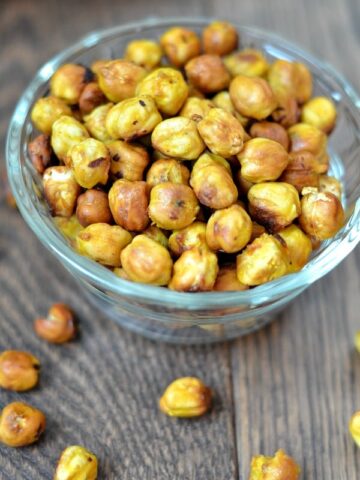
(0, 0), (360, 479)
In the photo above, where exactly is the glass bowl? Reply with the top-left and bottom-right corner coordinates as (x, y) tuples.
(6, 17), (360, 344)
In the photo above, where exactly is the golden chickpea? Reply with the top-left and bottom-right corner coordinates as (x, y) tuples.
(350, 411), (360, 447)
(206, 204), (252, 253)
(212, 91), (249, 127)
(185, 54), (230, 93)
(272, 96), (300, 128)
(136, 67), (189, 116)
(113, 267), (131, 281)
(54, 215), (84, 246)
(143, 225), (169, 248)
(31, 96), (73, 134)
(146, 159), (190, 188)
(97, 59), (146, 102)
(248, 182), (301, 232)
(301, 96), (337, 133)
(160, 27), (201, 67)
(76, 190), (112, 227)
(28, 134), (52, 174)
(149, 182), (199, 230)
(319, 175), (342, 199)
(78, 81), (107, 115)
(54, 445), (98, 480)
(249, 121), (289, 151)
(120, 235), (172, 286)
(108, 140), (150, 182)
(0, 402), (46, 447)
(224, 48), (269, 77)
(280, 151), (319, 192)
(197, 108), (245, 157)
(51, 115), (89, 162)
(268, 59), (312, 104)
(106, 95), (162, 141)
(109, 179), (149, 231)
(192, 151), (232, 174)
(278, 224), (312, 272)
(288, 123), (329, 173)
(159, 377), (212, 417)
(43, 166), (80, 217)
(90, 59), (109, 76)
(202, 21), (238, 56)
(68, 138), (110, 189)
(34, 303), (77, 344)
(76, 223), (132, 266)
(299, 188), (345, 240)
(83, 103), (114, 142)
(249, 449), (301, 480)
(238, 138), (289, 183)
(168, 222), (207, 256)
(169, 246), (219, 292)
(50, 63), (89, 104)
(250, 221), (266, 242)
(0, 351), (40, 392)
(355, 331), (360, 354)
(125, 39), (162, 70)
(213, 265), (248, 291)
(151, 117), (205, 160)
(229, 75), (277, 120)
(180, 97), (214, 123)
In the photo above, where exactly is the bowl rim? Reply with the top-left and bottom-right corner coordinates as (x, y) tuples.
(6, 16), (360, 310)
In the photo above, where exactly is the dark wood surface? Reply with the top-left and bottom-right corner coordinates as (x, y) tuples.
(1, 1), (360, 478)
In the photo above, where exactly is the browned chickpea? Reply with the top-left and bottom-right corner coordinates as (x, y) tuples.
(91, 59), (110, 76)
(43, 166), (81, 217)
(238, 138), (289, 183)
(28, 134), (52, 174)
(212, 91), (249, 127)
(0, 402), (46, 448)
(250, 221), (266, 242)
(224, 48), (269, 77)
(185, 54), (230, 94)
(168, 222), (207, 256)
(180, 97), (214, 123)
(250, 121), (289, 150)
(0, 351), (40, 392)
(319, 175), (342, 199)
(31, 96), (72, 134)
(97, 59), (146, 102)
(50, 63), (89, 104)
(51, 115), (89, 162)
(78, 81), (107, 114)
(229, 75), (277, 120)
(280, 151), (319, 191)
(108, 140), (150, 182)
(271, 96), (300, 128)
(301, 96), (337, 133)
(268, 59), (313, 104)
(249, 449), (301, 480)
(160, 27), (201, 67)
(278, 224), (312, 273)
(149, 182), (199, 230)
(202, 21), (238, 56)
(143, 225), (169, 248)
(125, 39), (163, 70)
(213, 265), (248, 291)
(146, 159), (190, 188)
(76, 190), (112, 227)
(34, 303), (77, 344)
(83, 103), (113, 143)
(109, 179), (149, 232)
(288, 123), (329, 173)
(188, 84), (205, 99)
(121, 235), (173, 286)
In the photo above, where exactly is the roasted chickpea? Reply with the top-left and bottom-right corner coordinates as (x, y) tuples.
(125, 39), (163, 70)
(211, 91), (249, 127)
(113, 267), (131, 281)
(206, 204), (252, 253)
(180, 97), (214, 123)
(90, 59), (109, 76)
(185, 54), (230, 94)
(280, 151), (319, 191)
(106, 95), (162, 141)
(143, 225), (169, 248)
(249, 121), (289, 150)
(250, 221), (266, 242)
(288, 122), (329, 173)
(229, 75), (277, 120)
(54, 445), (98, 480)
(50, 63), (89, 104)
(108, 140), (150, 182)
(43, 166), (80, 217)
(299, 188), (345, 240)
(76, 223), (132, 266)
(151, 117), (205, 160)
(249, 449), (301, 480)
(120, 235), (172, 286)
(31, 96), (72, 134)
(34, 303), (77, 344)
(224, 48), (269, 77)
(51, 115), (89, 162)
(78, 81), (107, 115)
(0, 402), (46, 447)
(0, 351), (40, 392)
(97, 59), (146, 102)
(202, 21), (238, 56)
(83, 103), (113, 142)
(159, 377), (212, 417)
(146, 159), (190, 188)
(278, 224), (312, 272)
(192, 151), (232, 173)
(76, 190), (112, 227)
(301, 96), (337, 133)
(168, 222), (207, 256)
(54, 215), (84, 246)
(319, 175), (342, 199)
(268, 59), (312, 104)
(271, 96), (300, 128)
(136, 67), (189, 116)
(213, 265), (248, 291)
(169, 246), (219, 291)
(198, 108), (245, 157)
(238, 138), (289, 183)
(28, 134), (52, 174)
(248, 182), (301, 232)
(149, 182), (199, 230)
(109, 179), (149, 231)
(160, 27), (201, 67)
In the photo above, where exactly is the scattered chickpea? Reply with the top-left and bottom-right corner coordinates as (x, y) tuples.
(31, 96), (73, 134)
(28, 134), (52, 174)
(202, 21), (238, 56)
(76, 189), (112, 226)
(168, 221), (207, 256)
(0, 351), (40, 392)
(180, 96), (214, 123)
(160, 27), (201, 67)
(224, 48), (269, 77)
(0, 402), (46, 447)
(83, 103), (114, 142)
(159, 377), (212, 417)
(51, 115), (89, 162)
(34, 303), (77, 344)
(78, 81), (107, 115)
(185, 54), (230, 93)
(249, 121), (289, 151)
(213, 265), (248, 291)
(97, 59), (146, 102)
(278, 224), (312, 272)
(146, 159), (190, 188)
(125, 39), (162, 70)
(50, 63), (90, 105)
(280, 151), (320, 192)
(53, 445), (98, 480)
(248, 449), (301, 480)
(43, 166), (81, 217)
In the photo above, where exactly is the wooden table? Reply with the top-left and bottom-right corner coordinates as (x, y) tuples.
(1, 0), (359, 478)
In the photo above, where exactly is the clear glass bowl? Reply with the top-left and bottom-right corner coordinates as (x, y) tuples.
(6, 17), (360, 344)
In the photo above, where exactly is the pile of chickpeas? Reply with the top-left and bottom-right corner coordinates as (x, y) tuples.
(29, 20), (345, 292)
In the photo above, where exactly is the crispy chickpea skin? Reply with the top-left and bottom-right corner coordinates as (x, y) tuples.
(160, 27), (201, 67)
(0, 351), (40, 392)
(108, 140), (150, 182)
(301, 96), (337, 133)
(319, 175), (342, 199)
(180, 97), (214, 122)
(31, 96), (72, 134)
(120, 235), (172, 286)
(34, 303), (77, 344)
(288, 123), (329, 173)
(125, 39), (163, 70)
(76, 189), (112, 226)
(151, 117), (205, 160)
(202, 21), (238, 56)
(76, 223), (132, 266)
(28, 134), (52, 174)
(106, 95), (162, 141)
(249, 449), (301, 480)
(84, 103), (114, 142)
(278, 224), (312, 272)
(97, 59), (146, 102)
(109, 179), (150, 231)
(224, 48), (269, 77)
(50, 63), (89, 104)
(299, 188), (345, 240)
(238, 138), (289, 183)
(349, 411), (360, 447)
(78, 81), (107, 114)
(69, 138), (110, 189)
(54, 445), (98, 480)
(159, 377), (212, 417)
(146, 159), (190, 188)
(168, 221), (207, 256)
(51, 116), (89, 162)
(213, 265), (248, 291)
(149, 182), (199, 230)
(229, 75), (277, 120)
(185, 54), (230, 94)
(143, 225), (169, 248)
(0, 402), (46, 447)
(169, 246), (219, 291)
(268, 59), (313, 104)
(136, 67), (189, 116)
(43, 166), (81, 217)
(198, 108), (245, 157)
(206, 204), (252, 253)
(249, 121), (289, 151)
(280, 151), (320, 191)
(248, 182), (301, 232)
